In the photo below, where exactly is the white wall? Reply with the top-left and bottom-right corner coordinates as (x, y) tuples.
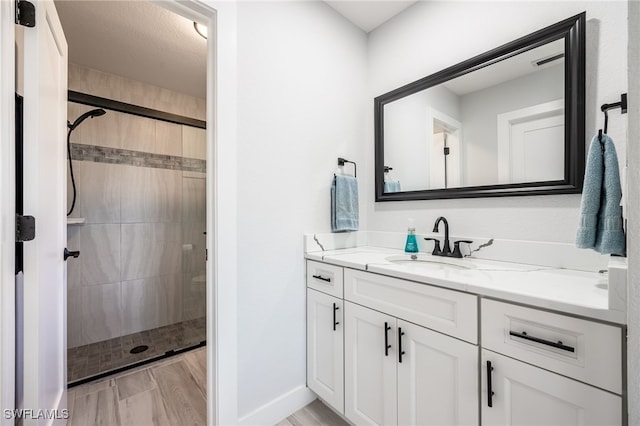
(626, 0), (639, 423)
(235, 1), (367, 418)
(366, 1), (628, 244)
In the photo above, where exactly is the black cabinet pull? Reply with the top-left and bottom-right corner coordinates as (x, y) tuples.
(486, 360), (494, 407)
(312, 274), (331, 283)
(509, 331), (575, 353)
(398, 328), (405, 363)
(333, 303), (340, 331)
(384, 322), (391, 356)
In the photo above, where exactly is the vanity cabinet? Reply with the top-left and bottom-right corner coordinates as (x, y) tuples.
(343, 301), (397, 425)
(305, 259), (625, 425)
(343, 301), (479, 426)
(481, 350), (621, 425)
(306, 288), (344, 414)
(342, 268), (479, 426)
(481, 299), (623, 425)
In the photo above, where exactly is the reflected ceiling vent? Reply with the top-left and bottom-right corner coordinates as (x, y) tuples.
(532, 53), (564, 68)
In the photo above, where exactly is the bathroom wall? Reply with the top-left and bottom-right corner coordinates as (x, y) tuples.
(235, 1), (368, 419)
(365, 1), (628, 244)
(66, 64), (206, 348)
(626, 0), (639, 423)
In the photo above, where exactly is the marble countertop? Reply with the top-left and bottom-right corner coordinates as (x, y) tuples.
(306, 246), (625, 324)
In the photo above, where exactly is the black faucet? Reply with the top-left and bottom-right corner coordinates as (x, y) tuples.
(432, 216), (451, 255)
(425, 216), (474, 258)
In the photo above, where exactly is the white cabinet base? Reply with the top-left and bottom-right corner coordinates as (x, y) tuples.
(398, 320), (478, 426)
(344, 301), (397, 425)
(307, 289), (344, 413)
(481, 350), (621, 426)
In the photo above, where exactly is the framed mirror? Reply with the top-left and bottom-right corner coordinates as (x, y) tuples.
(375, 12), (585, 201)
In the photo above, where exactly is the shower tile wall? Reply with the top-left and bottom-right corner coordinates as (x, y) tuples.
(66, 64), (206, 348)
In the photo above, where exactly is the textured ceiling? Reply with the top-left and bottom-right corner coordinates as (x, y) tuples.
(325, 1), (418, 32)
(54, 0), (417, 99)
(54, 0), (207, 99)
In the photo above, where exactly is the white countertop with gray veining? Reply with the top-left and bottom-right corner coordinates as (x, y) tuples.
(306, 246), (626, 324)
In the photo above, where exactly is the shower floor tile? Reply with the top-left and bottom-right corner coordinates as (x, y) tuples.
(67, 316), (206, 384)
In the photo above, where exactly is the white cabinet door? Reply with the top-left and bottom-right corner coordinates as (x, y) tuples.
(307, 289), (344, 413)
(397, 320), (478, 426)
(481, 350), (621, 426)
(345, 302), (397, 426)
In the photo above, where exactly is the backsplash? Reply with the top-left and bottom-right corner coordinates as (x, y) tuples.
(305, 231), (610, 273)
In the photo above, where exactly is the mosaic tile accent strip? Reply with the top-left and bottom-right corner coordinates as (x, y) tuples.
(70, 143), (206, 173)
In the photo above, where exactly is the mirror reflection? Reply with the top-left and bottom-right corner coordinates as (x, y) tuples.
(383, 39), (565, 193)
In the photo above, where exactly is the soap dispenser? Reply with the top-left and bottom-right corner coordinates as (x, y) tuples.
(404, 219), (419, 253)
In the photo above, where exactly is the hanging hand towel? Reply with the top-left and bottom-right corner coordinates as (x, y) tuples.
(331, 175), (359, 232)
(576, 134), (625, 255)
(384, 181), (402, 193)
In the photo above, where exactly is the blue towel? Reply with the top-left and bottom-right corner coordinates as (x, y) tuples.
(576, 134), (625, 255)
(331, 175), (359, 232)
(384, 181), (402, 193)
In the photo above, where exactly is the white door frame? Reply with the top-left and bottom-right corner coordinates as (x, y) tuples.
(0, 1), (16, 425)
(496, 99), (564, 184)
(154, 1), (239, 424)
(1, 0), (239, 424)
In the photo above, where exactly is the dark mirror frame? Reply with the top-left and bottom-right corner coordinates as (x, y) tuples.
(375, 12), (585, 202)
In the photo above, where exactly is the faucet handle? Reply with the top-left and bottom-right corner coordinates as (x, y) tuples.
(452, 240), (473, 258)
(424, 238), (442, 256)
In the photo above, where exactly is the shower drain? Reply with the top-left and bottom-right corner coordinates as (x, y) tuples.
(129, 345), (149, 354)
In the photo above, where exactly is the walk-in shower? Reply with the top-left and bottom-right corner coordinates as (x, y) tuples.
(65, 92), (207, 385)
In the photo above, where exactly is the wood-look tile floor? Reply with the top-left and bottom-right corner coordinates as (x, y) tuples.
(68, 347), (207, 426)
(277, 400), (350, 426)
(69, 347), (345, 426)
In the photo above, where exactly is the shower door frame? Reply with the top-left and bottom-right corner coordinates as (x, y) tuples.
(65, 92), (207, 386)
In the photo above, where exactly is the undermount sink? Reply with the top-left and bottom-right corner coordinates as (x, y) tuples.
(385, 254), (476, 270)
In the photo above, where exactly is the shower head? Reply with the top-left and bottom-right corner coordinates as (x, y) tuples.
(68, 108), (106, 130)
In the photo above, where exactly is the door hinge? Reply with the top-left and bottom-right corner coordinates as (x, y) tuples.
(16, 214), (35, 242)
(443, 147), (450, 156)
(15, 0), (35, 28)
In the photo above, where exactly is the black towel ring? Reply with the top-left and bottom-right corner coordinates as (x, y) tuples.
(337, 157), (357, 177)
(598, 93), (627, 153)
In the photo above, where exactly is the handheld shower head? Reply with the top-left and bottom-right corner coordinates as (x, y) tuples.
(66, 108), (106, 216)
(68, 108), (106, 130)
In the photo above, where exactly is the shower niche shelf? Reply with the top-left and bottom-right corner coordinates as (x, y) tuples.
(67, 218), (86, 226)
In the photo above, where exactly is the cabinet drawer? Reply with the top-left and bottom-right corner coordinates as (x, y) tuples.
(481, 299), (622, 394)
(307, 260), (343, 298)
(344, 269), (477, 344)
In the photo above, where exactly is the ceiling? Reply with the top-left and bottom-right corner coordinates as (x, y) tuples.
(325, 1), (418, 32)
(54, 0), (207, 99)
(443, 39), (565, 96)
(54, 1), (415, 99)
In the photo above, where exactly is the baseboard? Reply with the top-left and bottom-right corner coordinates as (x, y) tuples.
(238, 385), (316, 426)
